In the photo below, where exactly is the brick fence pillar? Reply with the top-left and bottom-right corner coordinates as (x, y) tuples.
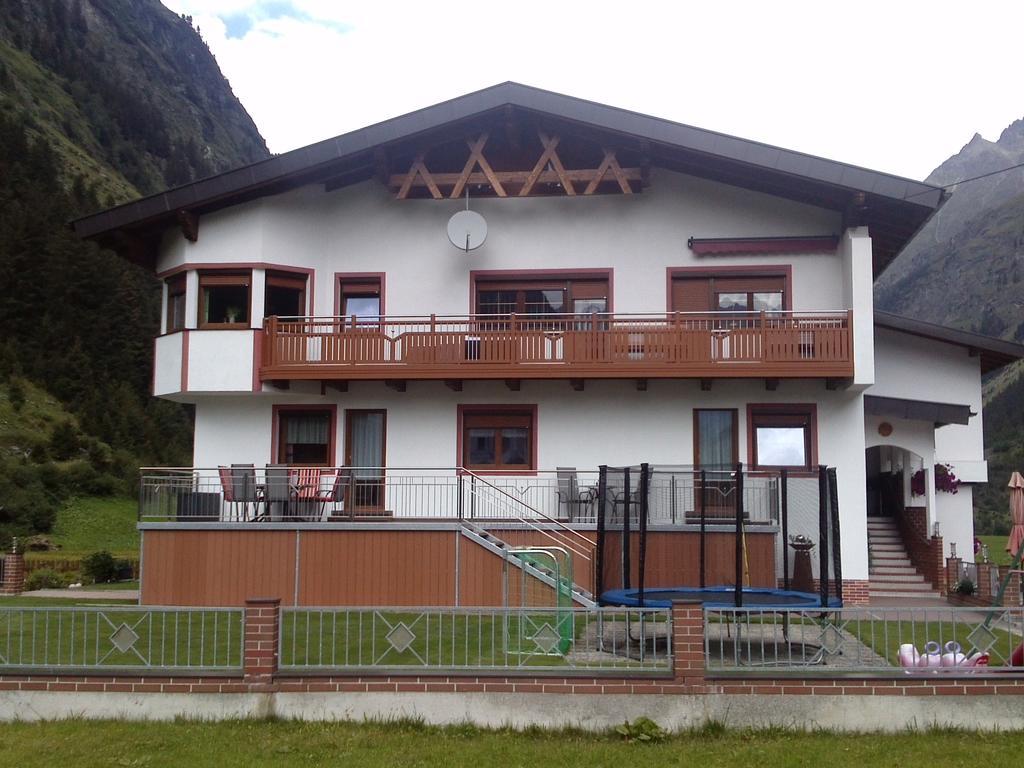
(929, 536), (946, 594)
(244, 598), (280, 690)
(977, 563), (994, 601)
(999, 566), (1021, 606)
(670, 602), (705, 690)
(0, 542), (25, 595)
(946, 556), (962, 591)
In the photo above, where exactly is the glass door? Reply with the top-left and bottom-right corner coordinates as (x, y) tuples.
(345, 410), (386, 514)
(693, 409), (737, 520)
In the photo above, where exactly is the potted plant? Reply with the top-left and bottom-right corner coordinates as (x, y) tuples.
(225, 305), (242, 324)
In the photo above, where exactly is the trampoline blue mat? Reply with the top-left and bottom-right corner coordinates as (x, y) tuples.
(600, 586), (843, 608)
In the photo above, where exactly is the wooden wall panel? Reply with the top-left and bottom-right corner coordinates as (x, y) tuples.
(297, 531), (456, 606)
(599, 530), (776, 593)
(141, 528), (775, 607)
(141, 530), (297, 606)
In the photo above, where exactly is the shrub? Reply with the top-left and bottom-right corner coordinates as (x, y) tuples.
(81, 550), (117, 584)
(113, 558), (134, 581)
(615, 718), (668, 743)
(25, 568), (65, 590)
(953, 577), (977, 596)
(7, 377), (26, 411)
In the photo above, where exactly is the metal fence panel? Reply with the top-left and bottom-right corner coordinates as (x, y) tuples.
(705, 606), (1024, 675)
(0, 606), (244, 674)
(279, 606), (672, 676)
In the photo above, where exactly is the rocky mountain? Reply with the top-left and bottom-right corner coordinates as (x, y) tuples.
(876, 117), (1024, 534)
(0, 0), (268, 540)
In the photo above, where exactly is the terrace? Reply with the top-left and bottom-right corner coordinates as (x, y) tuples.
(259, 311), (853, 383)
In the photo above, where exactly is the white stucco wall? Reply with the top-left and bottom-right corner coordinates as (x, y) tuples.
(867, 329), (988, 560)
(190, 379), (870, 580)
(186, 330), (255, 394)
(158, 169), (845, 318)
(153, 333), (183, 397)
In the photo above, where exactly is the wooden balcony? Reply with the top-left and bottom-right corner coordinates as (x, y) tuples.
(260, 311), (854, 382)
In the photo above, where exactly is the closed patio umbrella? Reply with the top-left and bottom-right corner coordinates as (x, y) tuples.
(1006, 471), (1024, 556)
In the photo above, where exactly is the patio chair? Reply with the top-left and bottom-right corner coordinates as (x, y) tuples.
(263, 464), (295, 521)
(231, 463), (261, 520)
(218, 465), (260, 521)
(292, 467), (326, 521)
(314, 468), (353, 521)
(556, 467), (597, 522)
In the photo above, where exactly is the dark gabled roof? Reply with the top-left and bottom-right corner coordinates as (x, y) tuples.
(71, 82), (946, 274)
(874, 310), (1024, 373)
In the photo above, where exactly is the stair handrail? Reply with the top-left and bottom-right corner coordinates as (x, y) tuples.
(459, 467), (594, 564)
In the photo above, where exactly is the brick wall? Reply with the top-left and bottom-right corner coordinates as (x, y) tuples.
(898, 507), (945, 594)
(1, 599), (1022, 697)
(782, 579), (870, 606)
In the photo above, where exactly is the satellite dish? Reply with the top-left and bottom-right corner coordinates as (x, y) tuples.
(447, 209), (487, 252)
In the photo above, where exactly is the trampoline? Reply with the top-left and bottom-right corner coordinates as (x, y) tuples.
(601, 586), (843, 609)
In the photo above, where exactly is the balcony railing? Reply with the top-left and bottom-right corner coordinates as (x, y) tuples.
(260, 311), (853, 381)
(138, 466), (782, 525)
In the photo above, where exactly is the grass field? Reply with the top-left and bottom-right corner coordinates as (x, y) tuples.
(46, 496), (138, 556)
(0, 720), (1021, 768)
(977, 535), (1014, 566)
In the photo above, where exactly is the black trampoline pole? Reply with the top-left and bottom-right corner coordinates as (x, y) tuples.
(781, 468), (790, 592)
(622, 467), (631, 591)
(638, 463), (649, 607)
(699, 469), (707, 589)
(818, 465), (829, 607)
(735, 462), (744, 608)
(596, 465), (607, 601)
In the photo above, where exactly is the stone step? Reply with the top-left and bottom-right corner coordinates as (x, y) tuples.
(869, 579), (935, 591)
(869, 543), (908, 552)
(869, 590), (941, 600)
(872, 561), (921, 573)
(867, 534), (902, 542)
(869, 573), (927, 584)
(866, 519), (899, 527)
(871, 558), (913, 568)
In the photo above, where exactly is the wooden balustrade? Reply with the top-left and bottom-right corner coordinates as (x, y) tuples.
(260, 311), (854, 381)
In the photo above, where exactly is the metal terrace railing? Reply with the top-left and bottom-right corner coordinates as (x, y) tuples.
(0, 606), (244, 674)
(138, 466), (782, 527)
(704, 606), (1024, 675)
(260, 311), (853, 381)
(278, 606), (673, 675)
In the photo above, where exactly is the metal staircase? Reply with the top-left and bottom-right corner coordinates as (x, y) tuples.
(459, 521), (596, 607)
(456, 469), (597, 607)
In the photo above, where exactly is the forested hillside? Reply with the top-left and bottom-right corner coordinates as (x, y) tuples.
(0, 0), (268, 541)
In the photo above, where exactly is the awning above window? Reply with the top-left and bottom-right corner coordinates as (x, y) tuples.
(864, 395), (973, 427)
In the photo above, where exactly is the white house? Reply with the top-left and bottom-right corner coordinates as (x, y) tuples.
(74, 83), (1021, 607)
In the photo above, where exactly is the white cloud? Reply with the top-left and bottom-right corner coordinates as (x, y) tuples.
(164, 0), (1024, 180)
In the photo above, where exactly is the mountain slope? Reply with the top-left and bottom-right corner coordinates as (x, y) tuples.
(0, 0), (269, 540)
(876, 116), (1024, 535)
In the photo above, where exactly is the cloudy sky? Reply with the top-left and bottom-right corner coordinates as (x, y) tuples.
(163, 0), (1024, 182)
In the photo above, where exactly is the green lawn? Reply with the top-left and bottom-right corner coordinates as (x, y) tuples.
(46, 496), (138, 556)
(0, 720), (1021, 767)
(977, 535), (1014, 566)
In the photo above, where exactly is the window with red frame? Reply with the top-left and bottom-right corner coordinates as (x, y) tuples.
(461, 409), (534, 471)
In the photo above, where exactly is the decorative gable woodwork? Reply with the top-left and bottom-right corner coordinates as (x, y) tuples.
(389, 128), (643, 199)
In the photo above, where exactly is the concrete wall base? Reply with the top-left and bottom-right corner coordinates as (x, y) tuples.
(4, 691), (1024, 732)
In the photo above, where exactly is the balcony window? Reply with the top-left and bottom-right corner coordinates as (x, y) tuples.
(265, 272), (307, 318)
(199, 272), (251, 328)
(166, 275), (186, 332)
(338, 277), (382, 323)
(460, 407), (536, 472)
(276, 407), (335, 466)
(748, 404), (816, 470)
(671, 270), (789, 313)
